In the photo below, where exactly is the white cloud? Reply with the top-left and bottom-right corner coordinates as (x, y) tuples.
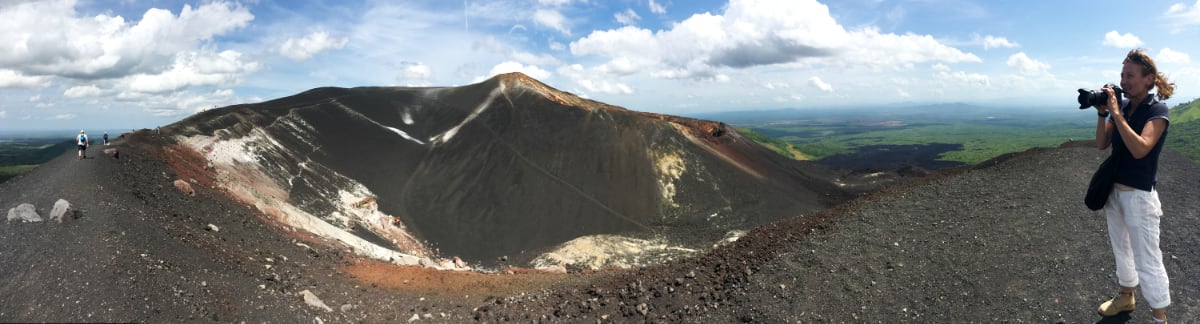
(559, 64), (634, 95)
(809, 76), (833, 92)
(548, 40), (566, 51)
(570, 0), (979, 81)
(50, 113), (76, 120)
(537, 0), (581, 5)
(596, 57), (641, 75)
(280, 31), (349, 61)
(576, 79), (634, 94)
(762, 81), (790, 89)
(1102, 30), (1143, 48)
(0, 111), (6, 119)
(397, 62), (434, 86)
(844, 27), (981, 70)
(1165, 1), (1200, 31)
(1157, 48), (1191, 64)
(0, 69), (50, 88)
(510, 50), (561, 66)
(648, 0), (667, 14)
(615, 8), (640, 25)
(936, 70), (990, 86)
(979, 35), (1019, 50)
(64, 84), (105, 98)
(1007, 52), (1050, 75)
(534, 9), (570, 35)
(130, 88), (240, 117)
(476, 61), (551, 82)
(127, 50), (260, 93)
(0, 0), (253, 79)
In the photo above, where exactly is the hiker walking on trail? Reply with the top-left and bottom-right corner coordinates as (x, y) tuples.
(1091, 48), (1175, 323)
(76, 130), (89, 160)
(102, 132), (109, 146)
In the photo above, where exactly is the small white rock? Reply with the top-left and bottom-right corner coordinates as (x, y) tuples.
(7, 203), (42, 223)
(49, 199), (72, 223)
(299, 289), (333, 312)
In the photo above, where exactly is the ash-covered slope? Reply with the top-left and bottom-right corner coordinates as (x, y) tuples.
(476, 142), (1200, 322)
(163, 73), (847, 268)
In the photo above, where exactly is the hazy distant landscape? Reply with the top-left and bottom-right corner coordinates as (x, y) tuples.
(695, 99), (1200, 171)
(0, 137), (73, 183)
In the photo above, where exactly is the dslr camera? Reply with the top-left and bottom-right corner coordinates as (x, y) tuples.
(1077, 84), (1123, 109)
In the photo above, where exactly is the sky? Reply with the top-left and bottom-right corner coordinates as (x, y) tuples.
(2, 0), (1200, 131)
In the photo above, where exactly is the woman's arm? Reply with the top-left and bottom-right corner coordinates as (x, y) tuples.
(1105, 88), (1167, 159)
(1113, 117), (1166, 159)
(1096, 114), (1112, 150)
(1095, 91), (1114, 150)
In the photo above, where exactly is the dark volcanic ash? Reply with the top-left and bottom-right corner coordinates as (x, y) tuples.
(161, 72), (849, 270)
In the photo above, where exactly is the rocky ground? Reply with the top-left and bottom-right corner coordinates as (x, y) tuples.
(2, 133), (1198, 323)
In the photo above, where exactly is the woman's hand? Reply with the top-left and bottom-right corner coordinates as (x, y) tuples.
(1102, 87), (1120, 118)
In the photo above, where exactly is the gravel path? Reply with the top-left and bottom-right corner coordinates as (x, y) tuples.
(738, 142), (1200, 322)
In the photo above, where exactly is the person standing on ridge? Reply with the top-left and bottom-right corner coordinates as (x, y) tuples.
(102, 132), (109, 146)
(1091, 48), (1175, 323)
(76, 130), (89, 160)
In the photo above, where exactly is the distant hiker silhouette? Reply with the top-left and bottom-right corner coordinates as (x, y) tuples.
(76, 130), (89, 160)
(102, 132), (109, 145)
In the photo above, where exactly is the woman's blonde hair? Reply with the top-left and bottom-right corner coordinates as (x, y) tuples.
(1124, 48), (1175, 100)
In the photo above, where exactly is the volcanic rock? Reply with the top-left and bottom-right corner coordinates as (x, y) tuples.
(300, 289), (333, 312)
(48, 199), (74, 223)
(6, 203), (41, 223)
(172, 179), (195, 196)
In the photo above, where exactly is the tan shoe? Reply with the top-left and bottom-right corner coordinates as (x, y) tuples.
(1097, 293), (1135, 316)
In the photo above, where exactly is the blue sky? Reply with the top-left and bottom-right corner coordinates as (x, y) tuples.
(2, 0), (1199, 131)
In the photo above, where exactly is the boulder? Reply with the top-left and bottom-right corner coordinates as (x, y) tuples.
(49, 199), (75, 223)
(173, 179), (195, 196)
(7, 203), (42, 223)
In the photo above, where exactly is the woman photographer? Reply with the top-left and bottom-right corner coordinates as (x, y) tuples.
(1092, 48), (1174, 323)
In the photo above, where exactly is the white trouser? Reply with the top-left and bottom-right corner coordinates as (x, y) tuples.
(1104, 187), (1170, 309)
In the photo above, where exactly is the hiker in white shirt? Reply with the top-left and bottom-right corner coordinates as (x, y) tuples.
(76, 130), (89, 160)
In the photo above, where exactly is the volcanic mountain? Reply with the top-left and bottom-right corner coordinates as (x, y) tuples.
(159, 72), (850, 269)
